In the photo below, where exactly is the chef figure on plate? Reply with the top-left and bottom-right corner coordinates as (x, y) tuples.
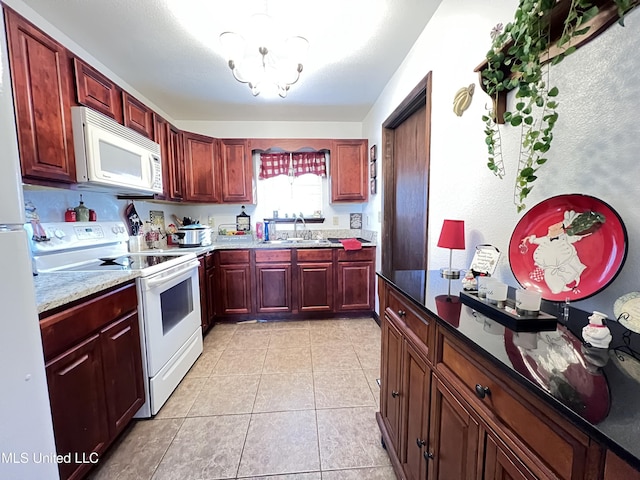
(521, 210), (591, 295)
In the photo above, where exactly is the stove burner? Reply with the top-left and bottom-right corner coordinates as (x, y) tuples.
(99, 256), (132, 267)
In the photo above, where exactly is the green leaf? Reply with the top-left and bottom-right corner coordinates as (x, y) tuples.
(510, 115), (523, 127)
(536, 158), (548, 165)
(582, 6), (600, 23)
(526, 175), (538, 182)
(524, 116), (534, 125)
(520, 167), (535, 177)
(548, 86), (559, 97)
(516, 102), (525, 111)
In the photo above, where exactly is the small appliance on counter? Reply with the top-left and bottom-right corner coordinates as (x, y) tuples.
(175, 224), (212, 247)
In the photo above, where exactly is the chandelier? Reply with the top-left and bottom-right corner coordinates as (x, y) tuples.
(220, 13), (309, 98)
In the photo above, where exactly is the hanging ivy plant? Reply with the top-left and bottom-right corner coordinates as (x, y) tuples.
(481, 0), (635, 213)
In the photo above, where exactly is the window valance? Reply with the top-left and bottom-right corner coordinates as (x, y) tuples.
(259, 152), (326, 179)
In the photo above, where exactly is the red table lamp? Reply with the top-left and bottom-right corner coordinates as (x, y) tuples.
(437, 220), (465, 296)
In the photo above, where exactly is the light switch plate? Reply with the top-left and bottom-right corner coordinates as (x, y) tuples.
(333, 216), (339, 226)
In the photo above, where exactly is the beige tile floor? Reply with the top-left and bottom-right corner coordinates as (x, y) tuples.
(90, 317), (396, 480)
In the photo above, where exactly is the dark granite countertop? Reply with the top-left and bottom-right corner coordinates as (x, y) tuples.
(378, 269), (640, 471)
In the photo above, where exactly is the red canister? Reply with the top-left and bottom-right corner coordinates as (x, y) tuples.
(89, 209), (97, 221)
(65, 208), (76, 222)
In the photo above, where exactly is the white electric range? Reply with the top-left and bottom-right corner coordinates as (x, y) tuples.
(28, 222), (203, 417)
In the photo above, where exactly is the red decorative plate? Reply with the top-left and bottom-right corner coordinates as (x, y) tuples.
(509, 194), (627, 302)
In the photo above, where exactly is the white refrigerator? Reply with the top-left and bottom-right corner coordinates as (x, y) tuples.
(0, 10), (60, 480)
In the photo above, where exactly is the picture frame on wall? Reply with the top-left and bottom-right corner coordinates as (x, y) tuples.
(370, 144), (377, 162)
(370, 161), (377, 179)
(370, 178), (377, 195)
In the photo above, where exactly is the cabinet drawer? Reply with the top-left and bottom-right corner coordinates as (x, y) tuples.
(337, 247), (375, 262)
(297, 248), (333, 262)
(255, 249), (291, 263)
(218, 249), (250, 264)
(386, 288), (429, 347)
(437, 332), (588, 480)
(40, 282), (137, 361)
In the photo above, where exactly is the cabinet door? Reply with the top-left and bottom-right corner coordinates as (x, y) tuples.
(256, 263), (292, 313)
(336, 260), (374, 311)
(330, 139), (368, 202)
(198, 256), (209, 330)
(220, 138), (253, 203)
(122, 92), (154, 139)
(152, 115), (170, 201)
(184, 132), (220, 202)
(604, 450), (640, 480)
(485, 434), (538, 480)
(219, 264), (252, 314)
(428, 377), (482, 480)
(73, 57), (122, 122)
(297, 262), (334, 312)
(46, 334), (109, 480)
(168, 125), (185, 200)
(207, 257), (217, 323)
(381, 315), (403, 453)
(402, 340), (431, 480)
(100, 312), (145, 437)
(4, 7), (76, 183)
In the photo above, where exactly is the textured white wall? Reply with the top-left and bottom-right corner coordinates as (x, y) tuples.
(364, 0), (640, 318)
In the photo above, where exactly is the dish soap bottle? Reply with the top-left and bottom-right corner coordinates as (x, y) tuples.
(74, 194), (90, 222)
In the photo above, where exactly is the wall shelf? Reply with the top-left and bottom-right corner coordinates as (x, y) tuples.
(263, 217), (325, 224)
(475, 0), (637, 123)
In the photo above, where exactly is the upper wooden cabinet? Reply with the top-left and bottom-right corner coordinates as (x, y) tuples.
(123, 92), (154, 139)
(220, 138), (254, 204)
(330, 139), (368, 203)
(153, 115), (184, 201)
(73, 57), (123, 123)
(183, 132), (220, 203)
(4, 7), (77, 184)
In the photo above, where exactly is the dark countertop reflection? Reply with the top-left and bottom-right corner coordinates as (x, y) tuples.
(378, 269), (640, 470)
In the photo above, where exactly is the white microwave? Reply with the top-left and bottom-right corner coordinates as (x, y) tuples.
(71, 106), (163, 195)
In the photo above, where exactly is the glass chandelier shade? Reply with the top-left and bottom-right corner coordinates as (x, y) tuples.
(220, 14), (309, 98)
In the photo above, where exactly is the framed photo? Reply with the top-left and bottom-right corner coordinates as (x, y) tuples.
(370, 144), (377, 162)
(369, 161), (377, 179)
(370, 178), (377, 195)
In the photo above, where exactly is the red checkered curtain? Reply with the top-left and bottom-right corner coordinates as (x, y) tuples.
(292, 152), (326, 177)
(259, 153), (291, 179)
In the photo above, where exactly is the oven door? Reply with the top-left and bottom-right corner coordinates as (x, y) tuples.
(138, 259), (201, 377)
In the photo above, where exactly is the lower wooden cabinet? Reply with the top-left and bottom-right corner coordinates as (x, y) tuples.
(377, 277), (606, 480)
(255, 250), (292, 313)
(217, 250), (252, 315)
(40, 282), (143, 480)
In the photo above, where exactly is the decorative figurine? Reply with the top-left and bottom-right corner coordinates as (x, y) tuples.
(582, 311), (612, 349)
(461, 270), (477, 291)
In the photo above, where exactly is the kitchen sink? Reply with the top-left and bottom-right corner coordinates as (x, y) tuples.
(326, 237), (370, 243)
(261, 239), (330, 245)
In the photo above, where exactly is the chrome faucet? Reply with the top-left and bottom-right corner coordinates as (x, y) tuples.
(293, 214), (306, 237)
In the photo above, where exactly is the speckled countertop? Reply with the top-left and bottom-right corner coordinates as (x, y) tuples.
(34, 271), (139, 314)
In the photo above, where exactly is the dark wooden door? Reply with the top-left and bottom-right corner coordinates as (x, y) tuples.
(4, 7), (76, 184)
(219, 264), (252, 314)
(402, 339), (431, 480)
(73, 57), (122, 122)
(336, 261), (374, 311)
(46, 334), (109, 480)
(297, 262), (333, 312)
(428, 377), (481, 480)
(168, 125), (185, 200)
(484, 434), (538, 480)
(381, 315), (403, 453)
(220, 138), (253, 203)
(100, 312), (145, 437)
(256, 263), (292, 313)
(184, 132), (220, 202)
(330, 139), (368, 202)
(382, 73), (432, 272)
(122, 92), (153, 139)
(198, 255), (209, 330)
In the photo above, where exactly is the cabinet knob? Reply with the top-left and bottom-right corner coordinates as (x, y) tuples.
(475, 384), (491, 399)
(398, 310), (406, 317)
(391, 390), (400, 398)
(416, 438), (426, 448)
(424, 450), (434, 460)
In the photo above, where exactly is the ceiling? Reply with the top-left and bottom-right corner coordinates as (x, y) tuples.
(20, 0), (441, 122)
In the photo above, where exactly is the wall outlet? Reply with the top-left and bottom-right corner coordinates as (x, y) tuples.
(208, 216), (215, 227)
(333, 216), (339, 226)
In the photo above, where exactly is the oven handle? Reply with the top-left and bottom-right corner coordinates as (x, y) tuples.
(143, 260), (200, 289)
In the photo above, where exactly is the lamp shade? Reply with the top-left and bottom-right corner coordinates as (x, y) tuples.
(437, 219), (465, 250)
